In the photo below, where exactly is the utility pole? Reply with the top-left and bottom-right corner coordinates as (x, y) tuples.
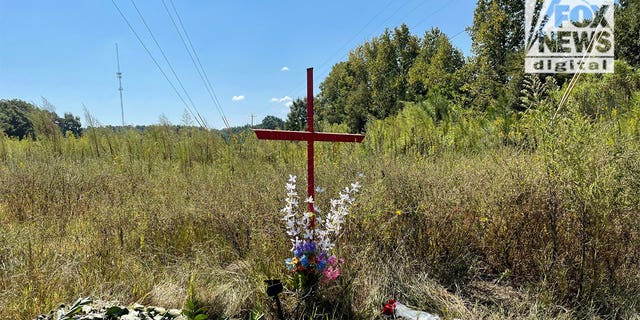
(250, 114), (256, 127)
(116, 43), (125, 126)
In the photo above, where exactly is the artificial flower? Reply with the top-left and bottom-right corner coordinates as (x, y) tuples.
(300, 255), (310, 268)
(381, 299), (397, 315)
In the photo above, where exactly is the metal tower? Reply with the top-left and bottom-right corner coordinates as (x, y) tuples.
(116, 43), (125, 126)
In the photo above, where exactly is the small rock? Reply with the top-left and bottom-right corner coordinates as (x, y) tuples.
(168, 309), (182, 317)
(121, 313), (140, 320)
(82, 305), (94, 314)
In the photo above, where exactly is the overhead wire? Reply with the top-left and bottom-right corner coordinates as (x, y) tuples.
(284, 0), (418, 101)
(309, 0), (455, 86)
(163, 0), (231, 130)
(111, 0), (206, 128)
(284, 0), (458, 104)
(313, 0), (396, 77)
(127, 0), (209, 129)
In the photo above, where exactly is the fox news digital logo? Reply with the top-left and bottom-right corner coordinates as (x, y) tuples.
(525, 0), (614, 74)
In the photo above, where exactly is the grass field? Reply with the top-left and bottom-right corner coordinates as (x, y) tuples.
(1, 100), (640, 319)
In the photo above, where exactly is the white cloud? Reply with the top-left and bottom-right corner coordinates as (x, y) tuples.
(270, 96), (294, 108)
(281, 66), (289, 71)
(232, 95), (245, 101)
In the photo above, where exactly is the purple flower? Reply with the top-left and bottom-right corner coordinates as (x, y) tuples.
(318, 251), (326, 261)
(303, 241), (317, 254)
(295, 242), (304, 257)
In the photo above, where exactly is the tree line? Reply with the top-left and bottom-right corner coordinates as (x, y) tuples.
(270, 0), (640, 133)
(0, 98), (82, 139)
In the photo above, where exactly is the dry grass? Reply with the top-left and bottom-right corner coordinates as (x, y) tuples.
(1, 108), (639, 319)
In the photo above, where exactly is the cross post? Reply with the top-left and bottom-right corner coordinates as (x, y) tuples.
(254, 68), (364, 227)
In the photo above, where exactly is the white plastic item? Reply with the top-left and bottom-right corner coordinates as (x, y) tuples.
(394, 302), (441, 320)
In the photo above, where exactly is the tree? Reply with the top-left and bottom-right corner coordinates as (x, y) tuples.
(467, 0), (525, 109)
(615, 0), (640, 67)
(408, 28), (464, 98)
(59, 112), (82, 136)
(318, 24), (425, 132)
(317, 61), (351, 125)
(0, 99), (36, 139)
(285, 98), (308, 131)
(369, 28), (407, 119)
(29, 108), (61, 141)
(259, 115), (284, 130)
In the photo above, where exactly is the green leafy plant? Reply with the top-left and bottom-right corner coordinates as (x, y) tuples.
(183, 276), (208, 320)
(44, 297), (92, 320)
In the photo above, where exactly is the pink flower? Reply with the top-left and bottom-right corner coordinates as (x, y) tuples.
(322, 266), (341, 282)
(327, 255), (337, 265)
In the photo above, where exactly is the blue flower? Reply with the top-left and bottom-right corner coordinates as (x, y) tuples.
(284, 258), (294, 270)
(317, 259), (327, 271)
(300, 255), (310, 268)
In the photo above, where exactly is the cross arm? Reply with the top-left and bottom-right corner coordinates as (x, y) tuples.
(253, 129), (364, 143)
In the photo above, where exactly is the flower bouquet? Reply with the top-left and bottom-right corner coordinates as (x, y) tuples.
(281, 174), (361, 293)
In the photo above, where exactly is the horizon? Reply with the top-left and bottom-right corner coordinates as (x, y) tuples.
(0, 0), (474, 129)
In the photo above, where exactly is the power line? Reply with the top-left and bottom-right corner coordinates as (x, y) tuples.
(128, 0), (208, 128)
(111, 0), (206, 128)
(285, 0), (407, 101)
(410, 0), (455, 31)
(285, 0), (459, 103)
(169, 0), (230, 130)
(313, 0), (396, 76)
(162, 0), (231, 130)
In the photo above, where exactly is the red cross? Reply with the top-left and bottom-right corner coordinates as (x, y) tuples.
(254, 68), (364, 224)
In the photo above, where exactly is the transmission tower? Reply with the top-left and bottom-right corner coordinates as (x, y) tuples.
(116, 43), (125, 126)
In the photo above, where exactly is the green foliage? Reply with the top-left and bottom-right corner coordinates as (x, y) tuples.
(41, 298), (93, 320)
(182, 275), (208, 320)
(564, 61), (640, 118)
(466, 0), (525, 109)
(0, 98), (82, 140)
(0, 99), (36, 139)
(59, 113), (82, 137)
(105, 306), (129, 317)
(285, 98), (308, 131)
(258, 115), (284, 130)
(407, 28), (465, 99)
(519, 74), (553, 111)
(616, 0), (640, 67)
(317, 24), (462, 133)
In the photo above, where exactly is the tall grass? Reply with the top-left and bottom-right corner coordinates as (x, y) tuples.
(0, 97), (639, 319)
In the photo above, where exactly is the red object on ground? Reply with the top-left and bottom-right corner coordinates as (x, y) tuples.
(382, 299), (397, 315)
(253, 68), (365, 226)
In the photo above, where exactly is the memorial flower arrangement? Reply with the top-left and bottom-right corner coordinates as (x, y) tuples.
(281, 174), (361, 290)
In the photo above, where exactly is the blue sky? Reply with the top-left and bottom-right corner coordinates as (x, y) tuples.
(0, 0), (475, 129)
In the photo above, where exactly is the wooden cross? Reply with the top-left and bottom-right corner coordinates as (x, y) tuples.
(254, 68), (365, 225)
